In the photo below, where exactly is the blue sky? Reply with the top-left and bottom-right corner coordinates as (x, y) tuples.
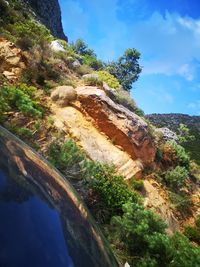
(59, 0), (200, 115)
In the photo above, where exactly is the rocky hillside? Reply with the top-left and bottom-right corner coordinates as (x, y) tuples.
(22, 0), (67, 41)
(0, 1), (200, 266)
(147, 113), (200, 164)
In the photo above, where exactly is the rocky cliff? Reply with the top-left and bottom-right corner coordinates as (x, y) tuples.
(23, 0), (67, 41)
(146, 113), (200, 164)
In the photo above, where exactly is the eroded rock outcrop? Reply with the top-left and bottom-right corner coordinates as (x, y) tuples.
(76, 86), (156, 165)
(52, 105), (143, 179)
(0, 38), (26, 81)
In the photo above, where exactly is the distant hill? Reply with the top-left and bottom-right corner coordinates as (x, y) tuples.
(146, 113), (200, 165)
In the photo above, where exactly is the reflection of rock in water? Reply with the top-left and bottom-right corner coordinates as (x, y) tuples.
(0, 126), (118, 267)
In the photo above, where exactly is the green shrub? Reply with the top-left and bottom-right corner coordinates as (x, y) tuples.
(0, 84), (42, 121)
(76, 64), (92, 75)
(108, 201), (168, 266)
(12, 21), (53, 48)
(164, 166), (189, 190)
(169, 192), (192, 215)
(130, 177), (144, 191)
(184, 215), (200, 245)
(83, 76), (103, 87)
(82, 54), (104, 70)
(169, 141), (190, 168)
(161, 141), (190, 168)
(47, 140), (86, 176)
(85, 162), (139, 217)
(108, 201), (200, 266)
(17, 127), (33, 138)
(169, 233), (200, 267)
(96, 70), (120, 89)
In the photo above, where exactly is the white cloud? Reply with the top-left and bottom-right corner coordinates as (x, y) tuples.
(129, 13), (200, 79)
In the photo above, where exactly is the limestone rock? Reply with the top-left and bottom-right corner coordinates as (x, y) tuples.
(76, 86), (156, 165)
(0, 38), (26, 82)
(50, 40), (66, 52)
(155, 127), (178, 142)
(51, 86), (77, 107)
(51, 105), (143, 179)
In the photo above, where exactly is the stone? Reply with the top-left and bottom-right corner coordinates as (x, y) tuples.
(76, 86), (156, 165)
(72, 59), (81, 68)
(51, 86), (77, 107)
(0, 38), (26, 82)
(155, 127), (178, 142)
(50, 40), (66, 52)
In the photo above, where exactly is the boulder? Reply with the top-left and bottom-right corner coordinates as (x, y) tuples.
(76, 86), (156, 165)
(50, 40), (66, 52)
(51, 86), (77, 107)
(155, 127), (178, 142)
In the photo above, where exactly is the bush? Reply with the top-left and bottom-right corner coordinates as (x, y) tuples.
(130, 177), (144, 191)
(82, 54), (104, 70)
(108, 201), (200, 267)
(169, 192), (192, 215)
(164, 166), (189, 190)
(96, 70), (120, 89)
(108, 201), (169, 266)
(83, 76), (103, 87)
(12, 21), (53, 49)
(85, 162), (139, 217)
(184, 215), (200, 245)
(0, 84), (42, 121)
(47, 140), (86, 177)
(76, 64), (92, 76)
(161, 141), (190, 168)
(17, 127), (33, 138)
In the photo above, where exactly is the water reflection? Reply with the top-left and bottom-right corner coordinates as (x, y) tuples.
(0, 126), (118, 267)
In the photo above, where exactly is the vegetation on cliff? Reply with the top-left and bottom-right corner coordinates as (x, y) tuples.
(0, 1), (199, 266)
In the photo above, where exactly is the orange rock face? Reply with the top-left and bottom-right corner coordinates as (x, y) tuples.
(77, 86), (156, 165)
(0, 38), (26, 82)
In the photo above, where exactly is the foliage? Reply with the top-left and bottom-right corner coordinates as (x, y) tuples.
(0, 84), (42, 121)
(10, 21), (53, 50)
(71, 39), (103, 70)
(108, 201), (169, 266)
(189, 160), (200, 181)
(108, 201), (200, 266)
(22, 43), (62, 86)
(177, 123), (195, 144)
(82, 54), (104, 70)
(47, 140), (85, 174)
(130, 177), (144, 191)
(75, 64), (93, 75)
(71, 39), (95, 57)
(169, 233), (200, 267)
(96, 70), (121, 89)
(106, 48), (142, 92)
(17, 127), (33, 138)
(85, 162), (139, 217)
(184, 215), (200, 245)
(169, 192), (192, 215)
(164, 166), (189, 190)
(83, 76), (103, 87)
(161, 141), (190, 169)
